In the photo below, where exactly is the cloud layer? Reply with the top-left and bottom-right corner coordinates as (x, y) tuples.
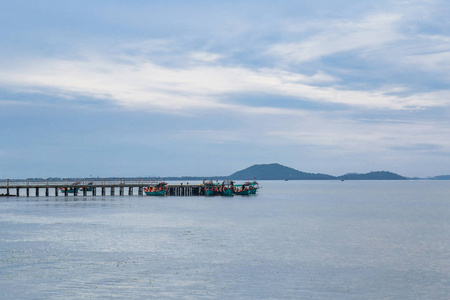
(1, 0), (450, 177)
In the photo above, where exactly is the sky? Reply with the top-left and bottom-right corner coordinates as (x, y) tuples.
(1, 0), (450, 178)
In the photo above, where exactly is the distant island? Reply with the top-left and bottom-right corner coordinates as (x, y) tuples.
(2, 163), (450, 181)
(229, 163), (408, 180)
(229, 163), (336, 180)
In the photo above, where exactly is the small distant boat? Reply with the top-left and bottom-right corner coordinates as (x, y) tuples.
(80, 182), (94, 192)
(60, 182), (80, 193)
(59, 187), (79, 193)
(145, 182), (168, 196)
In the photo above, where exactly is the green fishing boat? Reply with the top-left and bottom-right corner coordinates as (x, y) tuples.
(80, 182), (94, 192)
(232, 181), (259, 195)
(205, 188), (216, 196)
(59, 187), (79, 193)
(203, 181), (220, 196)
(247, 181), (259, 195)
(233, 183), (251, 195)
(145, 182), (167, 196)
(220, 181), (234, 197)
(60, 182), (81, 193)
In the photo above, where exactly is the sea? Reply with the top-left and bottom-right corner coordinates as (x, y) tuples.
(1, 180), (449, 299)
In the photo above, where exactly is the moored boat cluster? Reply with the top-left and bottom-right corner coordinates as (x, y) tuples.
(144, 181), (259, 196)
(203, 180), (259, 197)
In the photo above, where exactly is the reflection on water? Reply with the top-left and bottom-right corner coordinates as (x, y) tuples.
(1, 181), (450, 299)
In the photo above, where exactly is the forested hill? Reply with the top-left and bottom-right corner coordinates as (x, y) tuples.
(229, 163), (408, 180)
(229, 163), (336, 180)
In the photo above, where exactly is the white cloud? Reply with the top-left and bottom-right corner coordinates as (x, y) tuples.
(0, 46), (448, 115)
(405, 49), (450, 76)
(268, 13), (402, 64)
(1, 0), (450, 178)
(1, 3), (450, 116)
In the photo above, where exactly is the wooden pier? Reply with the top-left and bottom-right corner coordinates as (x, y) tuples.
(0, 180), (205, 197)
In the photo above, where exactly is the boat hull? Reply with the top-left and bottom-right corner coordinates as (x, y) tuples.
(205, 189), (216, 196)
(59, 188), (78, 193)
(234, 190), (251, 195)
(145, 190), (166, 196)
(221, 188), (234, 197)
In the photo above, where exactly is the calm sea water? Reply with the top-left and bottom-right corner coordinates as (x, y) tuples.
(1, 180), (450, 299)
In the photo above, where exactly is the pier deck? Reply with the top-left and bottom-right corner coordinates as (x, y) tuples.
(0, 181), (205, 197)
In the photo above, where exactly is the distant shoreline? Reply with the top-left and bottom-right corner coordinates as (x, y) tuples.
(2, 176), (450, 182)
(1, 163), (449, 182)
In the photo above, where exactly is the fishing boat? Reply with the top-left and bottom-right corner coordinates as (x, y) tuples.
(204, 181), (220, 196)
(233, 183), (251, 195)
(248, 181), (259, 195)
(220, 181), (234, 197)
(222, 187), (234, 196)
(59, 187), (79, 193)
(60, 182), (80, 193)
(145, 182), (168, 196)
(233, 181), (259, 195)
(205, 186), (218, 196)
(234, 188), (250, 195)
(80, 182), (94, 192)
